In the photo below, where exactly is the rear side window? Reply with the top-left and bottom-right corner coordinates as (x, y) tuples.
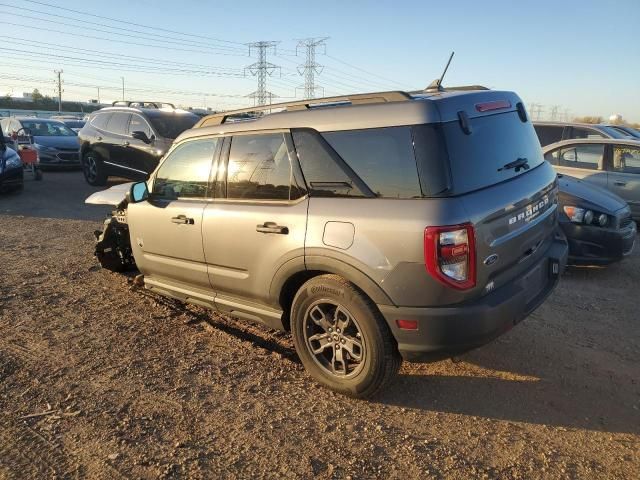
(106, 113), (131, 135)
(569, 127), (605, 140)
(545, 144), (604, 170)
(91, 112), (111, 130)
(534, 125), (563, 146)
(226, 134), (292, 200)
(153, 138), (218, 199)
(322, 127), (422, 198)
(292, 129), (368, 198)
(612, 146), (640, 174)
(443, 111), (545, 194)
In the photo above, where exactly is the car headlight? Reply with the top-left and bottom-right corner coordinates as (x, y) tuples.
(34, 143), (57, 153)
(563, 206), (609, 227)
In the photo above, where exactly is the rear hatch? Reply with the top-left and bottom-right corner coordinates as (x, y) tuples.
(426, 91), (559, 298)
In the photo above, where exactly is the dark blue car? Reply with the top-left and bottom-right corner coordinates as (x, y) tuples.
(0, 117), (80, 168)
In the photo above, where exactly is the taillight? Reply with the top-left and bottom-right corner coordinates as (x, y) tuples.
(424, 223), (476, 290)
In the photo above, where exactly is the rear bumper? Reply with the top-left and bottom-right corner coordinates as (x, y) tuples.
(378, 234), (568, 362)
(561, 220), (636, 265)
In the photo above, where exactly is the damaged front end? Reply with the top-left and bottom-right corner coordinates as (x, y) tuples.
(86, 183), (136, 272)
(94, 207), (136, 272)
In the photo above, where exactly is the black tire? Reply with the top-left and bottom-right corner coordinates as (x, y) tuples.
(291, 274), (401, 398)
(82, 150), (107, 186)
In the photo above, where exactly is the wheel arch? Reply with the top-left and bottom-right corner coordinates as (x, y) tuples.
(271, 255), (395, 331)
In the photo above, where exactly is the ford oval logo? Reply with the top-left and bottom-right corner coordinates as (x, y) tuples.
(484, 254), (499, 266)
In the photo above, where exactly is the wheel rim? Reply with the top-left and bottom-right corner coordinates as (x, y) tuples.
(303, 300), (365, 378)
(84, 154), (97, 182)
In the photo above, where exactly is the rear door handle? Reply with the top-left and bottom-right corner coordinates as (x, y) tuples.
(614, 181), (627, 186)
(97, 136), (102, 141)
(123, 141), (130, 147)
(256, 222), (289, 234)
(171, 215), (194, 225)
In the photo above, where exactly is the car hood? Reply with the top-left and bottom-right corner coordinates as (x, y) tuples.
(85, 182), (134, 206)
(33, 135), (80, 149)
(558, 174), (627, 214)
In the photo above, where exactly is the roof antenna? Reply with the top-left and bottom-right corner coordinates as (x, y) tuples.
(425, 51), (455, 92)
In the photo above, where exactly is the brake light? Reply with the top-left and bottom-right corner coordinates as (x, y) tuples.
(475, 100), (511, 112)
(424, 223), (476, 290)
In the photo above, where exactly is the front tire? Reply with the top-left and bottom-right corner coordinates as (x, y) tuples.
(83, 150), (107, 186)
(291, 274), (401, 398)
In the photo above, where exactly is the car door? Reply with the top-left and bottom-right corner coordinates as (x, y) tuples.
(608, 144), (640, 218)
(544, 143), (608, 189)
(126, 113), (159, 176)
(201, 132), (308, 325)
(127, 137), (220, 300)
(102, 112), (132, 172)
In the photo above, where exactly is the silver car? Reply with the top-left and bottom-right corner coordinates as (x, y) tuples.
(543, 138), (640, 219)
(87, 89), (568, 397)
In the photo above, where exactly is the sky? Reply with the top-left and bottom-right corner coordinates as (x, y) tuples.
(1, 0), (639, 122)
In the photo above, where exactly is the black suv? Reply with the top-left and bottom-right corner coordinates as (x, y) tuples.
(78, 102), (199, 185)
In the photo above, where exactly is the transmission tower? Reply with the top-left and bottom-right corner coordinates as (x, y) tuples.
(246, 41), (280, 106)
(296, 37), (328, 99)
(550, 105), (561, 121)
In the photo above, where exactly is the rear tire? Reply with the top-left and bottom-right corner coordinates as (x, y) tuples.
(83, 150), (107, 186)
(290, 274), (401, 398)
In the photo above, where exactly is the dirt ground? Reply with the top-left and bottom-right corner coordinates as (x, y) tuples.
(0, 172), (638, 479)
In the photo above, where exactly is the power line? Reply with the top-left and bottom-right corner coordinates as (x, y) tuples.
(324, 54), (404, 88)
(0, 8), (246, 55)
(2, 37), (244, 73)
(296, 37), (328, 99)
(22, 0), (245, 47)
(246, 42), (280, 106)
(1, 20), (247, 57)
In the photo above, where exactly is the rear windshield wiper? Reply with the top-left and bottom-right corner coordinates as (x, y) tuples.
(498, 157), (529, 173)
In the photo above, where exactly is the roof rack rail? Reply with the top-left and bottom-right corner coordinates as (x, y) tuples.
(419, 83), (490, 93)
(111, 101), (176, 109)
(196, 91), (412, 127)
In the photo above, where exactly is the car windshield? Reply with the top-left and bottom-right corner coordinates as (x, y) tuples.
(21, 120), (76, 137)
(147, 113), (199, 139)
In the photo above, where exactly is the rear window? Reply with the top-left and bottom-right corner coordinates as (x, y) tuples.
(443, 111), (545, 194)
(148, 113), (199, 139)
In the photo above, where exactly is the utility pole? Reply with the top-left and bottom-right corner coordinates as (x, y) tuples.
(121, 76), (125, 101)
(97, 86), (100, 104)
(296, 37), (328, 99)
(245, 41), (280, 106)
(54, 69), (63, 113)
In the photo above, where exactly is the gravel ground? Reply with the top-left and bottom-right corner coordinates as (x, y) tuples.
(0, 172), (638, 479)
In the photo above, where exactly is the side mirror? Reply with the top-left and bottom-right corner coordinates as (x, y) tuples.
(131, 130), (151, 144)
(128, 181), (149, 203)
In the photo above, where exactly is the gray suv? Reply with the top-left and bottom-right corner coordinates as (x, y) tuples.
(87, 88), (568, 397)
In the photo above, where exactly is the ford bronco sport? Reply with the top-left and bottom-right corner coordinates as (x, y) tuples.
(86, 87), (568, 397)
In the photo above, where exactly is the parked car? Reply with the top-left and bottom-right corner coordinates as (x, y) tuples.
(543, 138), (640, 219)
(602, 124), (640, 139)
(51, 116), (86, 133)
(86, 88), (568, 397)
(0, 133), (23, 192)
(77, 102), (200, 185)
(0, 117), (80, 168)
(558, 174), (635, 264)
(533, 121), (634, 147)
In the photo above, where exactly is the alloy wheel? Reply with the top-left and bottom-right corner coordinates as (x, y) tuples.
(303, 301), (365, 377)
